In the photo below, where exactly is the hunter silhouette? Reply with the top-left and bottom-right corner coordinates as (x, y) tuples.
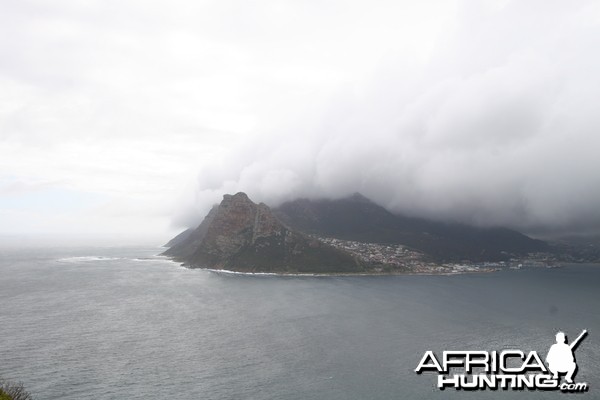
(546, 330), (587, 383)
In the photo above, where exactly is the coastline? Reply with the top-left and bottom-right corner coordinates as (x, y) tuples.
(157, 246), (502, 277)
(156, 252), (589, 278)
(172, 263), (501, 277)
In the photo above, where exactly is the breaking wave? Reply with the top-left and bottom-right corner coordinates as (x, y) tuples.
(57, 256), (125, 263)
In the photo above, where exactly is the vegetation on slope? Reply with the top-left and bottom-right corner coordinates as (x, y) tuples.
(0, 379), (33, 400)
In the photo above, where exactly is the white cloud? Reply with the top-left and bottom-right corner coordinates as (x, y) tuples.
(1, 0), (599, 243)
(179, 0), (600, 236)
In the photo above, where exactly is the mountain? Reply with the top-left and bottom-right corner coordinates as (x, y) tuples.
(164, 228), (194, 248)
(164, 205), (219, 260)
(274, 193), (547, 262)
(162, 192), (364, 273)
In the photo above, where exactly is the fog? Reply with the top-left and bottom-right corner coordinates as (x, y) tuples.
(177, 1), (600, 237)
(1, 0), (600, 242)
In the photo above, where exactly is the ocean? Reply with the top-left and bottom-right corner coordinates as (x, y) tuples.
(1, 246), (599, 399)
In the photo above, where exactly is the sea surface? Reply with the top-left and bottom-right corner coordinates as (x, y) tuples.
(1, 246), (599, 399)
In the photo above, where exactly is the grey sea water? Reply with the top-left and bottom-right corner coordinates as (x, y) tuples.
(0, 246), (599, 399)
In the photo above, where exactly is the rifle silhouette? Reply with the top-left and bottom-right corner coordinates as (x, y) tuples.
(570, 329), (588, 350)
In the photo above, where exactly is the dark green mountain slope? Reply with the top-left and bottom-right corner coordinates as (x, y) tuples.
(274, 193), (547, 262)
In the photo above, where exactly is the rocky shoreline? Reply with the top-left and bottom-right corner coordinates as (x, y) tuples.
(173, 264), (500, 277)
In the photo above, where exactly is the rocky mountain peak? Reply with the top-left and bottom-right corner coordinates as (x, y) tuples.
(163, 192), (363, 273)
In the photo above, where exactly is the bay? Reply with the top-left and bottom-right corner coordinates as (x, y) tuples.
(1, 246), (599, 399)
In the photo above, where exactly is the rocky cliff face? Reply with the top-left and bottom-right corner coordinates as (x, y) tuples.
(163, 192), (363, 273)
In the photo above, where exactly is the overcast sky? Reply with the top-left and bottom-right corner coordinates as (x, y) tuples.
(1, 0), (600, 245)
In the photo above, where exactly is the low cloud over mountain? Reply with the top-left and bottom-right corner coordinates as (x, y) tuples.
(177, 1), (600, 238)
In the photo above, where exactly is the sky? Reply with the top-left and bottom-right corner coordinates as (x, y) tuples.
(1, 0), (600, 245)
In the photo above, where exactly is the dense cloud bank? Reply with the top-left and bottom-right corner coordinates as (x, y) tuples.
(179, 1), (600, 237)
